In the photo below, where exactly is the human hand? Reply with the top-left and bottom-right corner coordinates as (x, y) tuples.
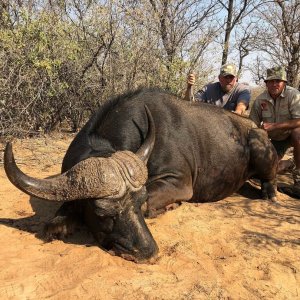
(187, 73), (195, 86)
(233, 103), (247, 115)
(261, 122), (276, 131)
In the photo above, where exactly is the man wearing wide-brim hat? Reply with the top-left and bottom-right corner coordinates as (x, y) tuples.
(249, 66), (300, 194)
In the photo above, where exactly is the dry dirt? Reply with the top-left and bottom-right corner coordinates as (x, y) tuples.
(0, 133), (299, 300)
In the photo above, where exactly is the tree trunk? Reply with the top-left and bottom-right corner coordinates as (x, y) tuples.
(221, 0), (234, 65)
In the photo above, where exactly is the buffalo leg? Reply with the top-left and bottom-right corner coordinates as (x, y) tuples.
(144, 175), (193, 218)
(248, 129), (278, 201)
(43, 202), (83, 240)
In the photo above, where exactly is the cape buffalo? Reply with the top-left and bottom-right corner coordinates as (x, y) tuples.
(4, 88), (278, 262)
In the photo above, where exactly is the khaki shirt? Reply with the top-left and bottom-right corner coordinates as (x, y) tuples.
(249, 86), (300, 141)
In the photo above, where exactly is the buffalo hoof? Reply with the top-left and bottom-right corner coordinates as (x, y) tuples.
(43, 216), (76, 241)
(261, 181), (277, 202)
(278, 186), (300, 199)
(261, 191), (277, 202)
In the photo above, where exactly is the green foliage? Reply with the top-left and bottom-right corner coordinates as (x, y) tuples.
(0, 2), (211, 137)
(0, 10), (86, 136)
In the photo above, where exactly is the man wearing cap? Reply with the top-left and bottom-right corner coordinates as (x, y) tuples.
(184, 63), (251, 115)
(249, 66), (300, 189)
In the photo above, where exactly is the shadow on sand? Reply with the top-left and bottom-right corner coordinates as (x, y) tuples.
(1, 180), (299, 250)
(0, 176), (97, 247)
(221, 181), (300, 249)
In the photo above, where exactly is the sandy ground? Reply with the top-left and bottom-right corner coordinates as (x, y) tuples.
(0, 133), (299, 300)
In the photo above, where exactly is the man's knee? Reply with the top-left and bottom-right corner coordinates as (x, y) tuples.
(290, 128), (300, 169)
(290, 127), (300, 146)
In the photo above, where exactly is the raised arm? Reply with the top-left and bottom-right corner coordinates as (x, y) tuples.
(184, 73), (195, 101)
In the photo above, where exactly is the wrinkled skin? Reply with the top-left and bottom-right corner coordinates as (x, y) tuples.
(4, 88), (278, 262)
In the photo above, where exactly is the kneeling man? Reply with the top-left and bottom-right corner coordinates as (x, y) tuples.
(249, 66), (300, 189)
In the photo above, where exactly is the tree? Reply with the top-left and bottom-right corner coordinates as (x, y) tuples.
(218, 0), (266, 66)
(0, 0), (237, 137)
(253, 0), (300, 87)
(135, 0), (221, 89)
(233, 20), (258, 77)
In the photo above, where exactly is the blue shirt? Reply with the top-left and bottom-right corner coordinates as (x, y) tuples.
(195, 82), (251, 111)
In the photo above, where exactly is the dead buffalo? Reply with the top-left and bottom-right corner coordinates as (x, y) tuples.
(4, 88), (278, 262)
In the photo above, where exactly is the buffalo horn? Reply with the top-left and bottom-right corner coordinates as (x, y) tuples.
(4, 143), (127, 201)
(135, 105), (155, 163)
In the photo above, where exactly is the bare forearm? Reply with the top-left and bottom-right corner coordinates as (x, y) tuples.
(273, 119), (300, 130)
(184, 73), (196, 101)
(264, 118), (300, 131)
(184, 85), (193, 101)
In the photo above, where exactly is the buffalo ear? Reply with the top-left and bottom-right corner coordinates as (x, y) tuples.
(135, 105), (155, 163)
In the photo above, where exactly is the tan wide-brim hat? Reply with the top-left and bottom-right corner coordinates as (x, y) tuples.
(265, 66), (287, 82)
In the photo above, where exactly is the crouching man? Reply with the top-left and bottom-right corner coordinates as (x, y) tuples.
(249, 66), (300, 192)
